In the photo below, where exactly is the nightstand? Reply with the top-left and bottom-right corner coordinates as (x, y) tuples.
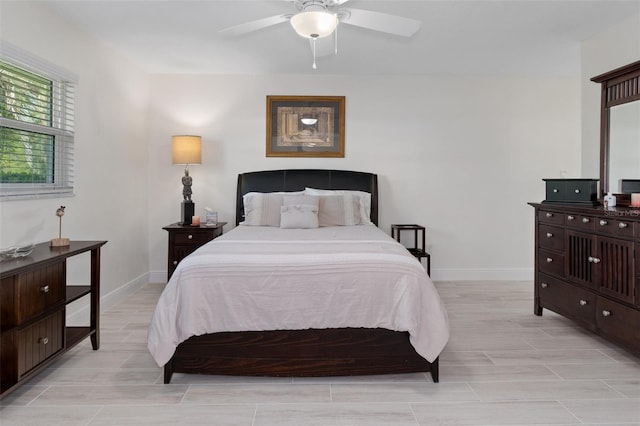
(391, 224), (431, 276)
(163, 222), (226, 280)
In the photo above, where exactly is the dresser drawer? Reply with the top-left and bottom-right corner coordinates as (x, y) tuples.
(17, 309), (64, 378)
(596, 218), (635, 238)
(538, 249), (564, 277)
(538, 210), (564, 226)
(174, 230), (216, 245)
(596, 297), (640, 352)
(565, 214), (595, 232)
(539, 225), (565, 251)
(1, 261), (65, 326)
(538, 274), (595, 328)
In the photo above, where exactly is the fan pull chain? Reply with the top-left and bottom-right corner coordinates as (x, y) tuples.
(312, 36), (317, 69)
(334, 24), (338, 55)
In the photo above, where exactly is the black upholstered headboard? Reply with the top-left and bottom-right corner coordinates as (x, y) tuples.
(236, 169), (378, 226)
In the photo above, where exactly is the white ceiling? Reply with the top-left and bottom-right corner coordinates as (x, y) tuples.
(42, 0), (640, 76)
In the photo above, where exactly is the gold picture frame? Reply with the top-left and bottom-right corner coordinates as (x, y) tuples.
(266, 95), (345, 157)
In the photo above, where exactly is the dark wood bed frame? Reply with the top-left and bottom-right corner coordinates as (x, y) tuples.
(163, 169), (439, 383)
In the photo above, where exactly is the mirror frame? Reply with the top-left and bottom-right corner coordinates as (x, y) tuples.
(591, 60), (640, 198)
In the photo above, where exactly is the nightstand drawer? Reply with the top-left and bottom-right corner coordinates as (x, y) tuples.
(17, 309), (64, 378)
(1, 261), (65, 326)
(174, 231), (216, 245)
(164, 222), (227, 280)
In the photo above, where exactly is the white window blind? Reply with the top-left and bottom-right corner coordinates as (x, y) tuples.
(0, 45), (76, 200)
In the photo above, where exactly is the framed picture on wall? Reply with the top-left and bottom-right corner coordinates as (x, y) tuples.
(266, 95), (345, 157)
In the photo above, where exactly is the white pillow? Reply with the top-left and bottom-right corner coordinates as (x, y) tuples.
(280, 204), (319, 229)
(283, 194), (320, 208)
(316, 194), (359, 226)
(241, 191), (307, 226)
(304, 188), (373, 225)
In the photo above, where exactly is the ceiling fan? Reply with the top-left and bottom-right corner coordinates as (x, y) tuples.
(220, 0), (421, 69)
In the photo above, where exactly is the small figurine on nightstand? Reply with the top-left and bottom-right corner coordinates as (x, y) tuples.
(50, 205), (70, 247)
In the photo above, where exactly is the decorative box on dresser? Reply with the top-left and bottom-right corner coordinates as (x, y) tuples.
(530, 203), (639, 354)
(0, 240), (106, 398)
(163, 222), (226, 280)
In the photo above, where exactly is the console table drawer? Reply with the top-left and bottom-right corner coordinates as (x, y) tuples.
(1, 261), (65, 326)
(538, 274), (595, 327)
(539, 225), (565, 251)
(538, 249), (564, 277)
(17, 309), (64, 378)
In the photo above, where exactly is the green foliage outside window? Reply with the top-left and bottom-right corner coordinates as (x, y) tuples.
(0, 61), (55, 184)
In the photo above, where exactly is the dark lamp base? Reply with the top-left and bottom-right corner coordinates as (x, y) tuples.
(181, 200), (195, 225)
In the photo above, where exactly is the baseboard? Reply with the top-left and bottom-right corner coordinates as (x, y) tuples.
(66, 271), (150, 325)
(148, 270), (168, 284)
(431, 268), (533, 282)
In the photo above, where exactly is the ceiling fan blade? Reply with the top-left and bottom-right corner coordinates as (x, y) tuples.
(219, 14), (291, 37)
(340, 8), (421, 37)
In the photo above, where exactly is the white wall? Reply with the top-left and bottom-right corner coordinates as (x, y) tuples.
(0, 2), (151, 314)
(147, 74), (581, 281)
(581, 14), (640, 182)
(12, 2), (635, 293)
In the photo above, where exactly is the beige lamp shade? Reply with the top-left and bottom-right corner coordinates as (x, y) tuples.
(172, 135), (202, 165)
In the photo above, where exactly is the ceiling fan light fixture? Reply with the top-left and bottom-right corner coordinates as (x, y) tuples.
(290, 10), (338, 39)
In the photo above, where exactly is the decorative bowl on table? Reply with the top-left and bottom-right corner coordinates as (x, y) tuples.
(0, 244), (35, 259)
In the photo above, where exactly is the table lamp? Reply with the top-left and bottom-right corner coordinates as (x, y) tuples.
(172, 135), (202, 225)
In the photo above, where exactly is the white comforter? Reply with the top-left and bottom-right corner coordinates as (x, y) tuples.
(147, 224), (449, 366)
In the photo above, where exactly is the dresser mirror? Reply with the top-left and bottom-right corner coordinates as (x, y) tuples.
(609, 101), (640, 192)
(591, 60), (640, 197)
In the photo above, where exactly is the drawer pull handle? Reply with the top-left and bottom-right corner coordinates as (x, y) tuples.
(618, 222), (628, 229)
(588, 256), (601, 264)
(545, 213), (553, 218)
(546, 232), (553, 238)
(173, 260), (178, 265)
(582, 217), (590, 223)
(579, 299), (587, 306)
(38, 337), (49, 345)
(540, 282), (548, 288)
(188, 234), (193, 239)
(553, 189), (559, 193)
(574, 189), (580, 194)
(601, 310), (611, 317)
(546, 258), (553, 263)
(599, 220), (608, 226)
(567, 215), (575, 221)
(39, 285), (50, 293)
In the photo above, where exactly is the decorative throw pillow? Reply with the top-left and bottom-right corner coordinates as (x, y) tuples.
(280, 204), (319, 229)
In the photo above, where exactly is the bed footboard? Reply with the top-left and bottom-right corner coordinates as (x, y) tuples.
(163, 328), (438, 383)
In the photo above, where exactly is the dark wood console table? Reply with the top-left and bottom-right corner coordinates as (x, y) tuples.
(0, 240), (107, 398)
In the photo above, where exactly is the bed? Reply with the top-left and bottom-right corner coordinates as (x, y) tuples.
(148, 169), (449, 383)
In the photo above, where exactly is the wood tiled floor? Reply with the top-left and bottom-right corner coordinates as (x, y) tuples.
(1, 281), (638, 425)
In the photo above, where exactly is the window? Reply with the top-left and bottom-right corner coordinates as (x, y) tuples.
(0, 52), (76, 200)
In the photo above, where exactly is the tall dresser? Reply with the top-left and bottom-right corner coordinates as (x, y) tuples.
(530, 203), (639, 354)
